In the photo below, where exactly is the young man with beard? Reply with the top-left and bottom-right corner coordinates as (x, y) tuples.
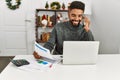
(33, 1), (94, 58)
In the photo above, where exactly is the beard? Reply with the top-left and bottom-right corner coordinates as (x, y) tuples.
(70, 20), (81, 27)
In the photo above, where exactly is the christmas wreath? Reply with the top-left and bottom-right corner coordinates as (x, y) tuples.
(6, 0), (21, 10)
(50, 2), (61, 10)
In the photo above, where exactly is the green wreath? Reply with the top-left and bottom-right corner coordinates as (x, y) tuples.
(50, 2), (61, 10)
(6, 0), (21, 10)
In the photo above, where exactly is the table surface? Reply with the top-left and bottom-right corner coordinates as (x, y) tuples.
(0, 54), (120, 80)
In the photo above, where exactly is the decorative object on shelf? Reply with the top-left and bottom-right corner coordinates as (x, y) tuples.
(68, 3), (71, 9)
(45, 1), (49, 9)
(41, 15), (48, 28)
(48, 21), (53, 28)
(57, 12), (63, 23)
(6, 0), (21, 10)
(62, 3), (65, 10)
(47, 16), (53, 28)
(50, 1), (61, 10)
(41, 19), (48, 28)
(42, 14), (47, 20)
(41, 32), (50, 42)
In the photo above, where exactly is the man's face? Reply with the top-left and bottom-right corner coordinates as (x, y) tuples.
(68, 9), (84, 27)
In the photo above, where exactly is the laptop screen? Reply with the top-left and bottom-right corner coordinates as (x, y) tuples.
(63, 41), (99, 65)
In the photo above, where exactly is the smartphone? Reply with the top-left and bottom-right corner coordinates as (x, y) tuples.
(81, 14), (85, 26)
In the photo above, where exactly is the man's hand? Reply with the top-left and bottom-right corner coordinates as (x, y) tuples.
(83, 16), (90, 32)
(33, 51), (41, 59)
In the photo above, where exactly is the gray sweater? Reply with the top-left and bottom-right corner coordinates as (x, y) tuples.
(44, 21), (94, 55)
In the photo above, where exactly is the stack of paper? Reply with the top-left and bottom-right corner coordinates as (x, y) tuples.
(18, 58), (52, 72)
(34, 42), (53, 59)
(17, 42), (62, 72)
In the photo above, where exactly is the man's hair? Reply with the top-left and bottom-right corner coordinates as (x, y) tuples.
(69, 1), (85, 12)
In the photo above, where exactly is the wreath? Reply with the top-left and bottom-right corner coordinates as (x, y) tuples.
(6, 0), (21, 10)
(50, 2), (61, 10)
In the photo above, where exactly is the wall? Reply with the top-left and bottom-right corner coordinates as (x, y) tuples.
(0, 0), (120, 55)
(91, 0), (120, 54)
(27, 0), (120, 53)
(29, 0), (120, 54)
(0, 0), (92, 56)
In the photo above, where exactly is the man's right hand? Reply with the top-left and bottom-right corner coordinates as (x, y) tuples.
(33, 51), (41, 59)
(83, 16), (90, 32)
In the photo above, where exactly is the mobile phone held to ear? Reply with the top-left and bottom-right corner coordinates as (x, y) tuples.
(81, 14), (85, 26)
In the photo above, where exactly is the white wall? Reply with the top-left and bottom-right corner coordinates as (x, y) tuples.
(28, 0), (120, 54)
(0, 0), (120, 55)
(91, 0), (120, 54)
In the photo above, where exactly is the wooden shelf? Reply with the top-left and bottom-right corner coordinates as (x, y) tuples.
(36, 9), (68, 12)
(35, 9), (68, 43)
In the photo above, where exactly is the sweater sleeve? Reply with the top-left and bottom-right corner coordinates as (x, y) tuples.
(43, 27), (56, 52)
(81, 29), (94, 41)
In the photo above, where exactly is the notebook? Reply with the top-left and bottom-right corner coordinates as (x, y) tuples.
(63, 41), (99, 65)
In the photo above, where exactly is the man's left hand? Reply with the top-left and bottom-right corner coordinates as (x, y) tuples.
(33, 51), (41, 59)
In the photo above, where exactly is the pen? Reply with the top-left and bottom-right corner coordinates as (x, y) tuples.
(49, 64), (53, 68)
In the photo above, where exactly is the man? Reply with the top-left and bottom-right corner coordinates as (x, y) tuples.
(34, 1), (94, 58)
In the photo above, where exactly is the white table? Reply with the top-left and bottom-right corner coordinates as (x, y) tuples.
(0, 54), (120, 80)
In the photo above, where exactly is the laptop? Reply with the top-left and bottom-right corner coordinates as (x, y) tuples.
(63, 41), (100, 65)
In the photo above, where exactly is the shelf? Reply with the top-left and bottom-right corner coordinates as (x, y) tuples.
(36, 9), (68, 12)
(35, 9), (68, 43)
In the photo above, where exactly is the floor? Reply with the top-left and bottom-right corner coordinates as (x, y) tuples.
(0, 56), (14, 73)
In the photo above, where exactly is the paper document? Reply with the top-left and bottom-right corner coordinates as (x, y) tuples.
(17, 58), (52, 72)
(17, 56), (62, 72)
(34, 42), (53, 59)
